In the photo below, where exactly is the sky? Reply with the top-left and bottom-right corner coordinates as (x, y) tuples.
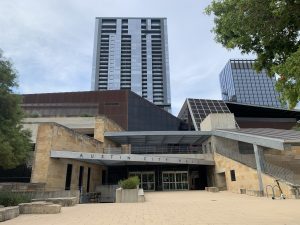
(0, 0), (253, 115)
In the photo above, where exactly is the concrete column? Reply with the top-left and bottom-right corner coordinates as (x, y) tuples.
(253, 144), (264, 195)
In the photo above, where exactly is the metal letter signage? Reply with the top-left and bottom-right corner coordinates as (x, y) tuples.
(50, 150), (214, 166)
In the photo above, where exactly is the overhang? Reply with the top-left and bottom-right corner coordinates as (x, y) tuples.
(214, 128), (300, 150)
(104, 131), (212, 145)
(50, 151), (214, 166)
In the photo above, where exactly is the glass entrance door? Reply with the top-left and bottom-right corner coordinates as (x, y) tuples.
(129, 172), (155, 191)
(162, 171), (189, 191)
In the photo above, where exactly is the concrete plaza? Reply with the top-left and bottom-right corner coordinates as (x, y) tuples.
(3, 191), (300, 225)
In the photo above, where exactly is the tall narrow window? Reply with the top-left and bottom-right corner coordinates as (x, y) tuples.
(65, 164), (73, 190)
(230, 170), (236, 181)
(87, 167), (91, 193)
(78, 166), (84, 191)
(102, 170), (106, 185)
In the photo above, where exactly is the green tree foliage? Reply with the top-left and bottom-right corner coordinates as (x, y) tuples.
(273, 48), (300, 107)
(293, 125), (300, 131)
(0, 50), (32, 169)
(205, 0), (300, 108)
(0, 192), (31, 207)
(118, 176), (140, 189)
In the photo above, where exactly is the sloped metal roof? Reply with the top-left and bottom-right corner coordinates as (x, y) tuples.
(105, 128), (300, 151)
(214, 128), (300, 150)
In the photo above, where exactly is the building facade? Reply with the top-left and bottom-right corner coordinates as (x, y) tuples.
(2, 99), (300, 199)
(219, 59), (282, 108)
(21, 90), (184, 131)
(92, 17), (171, 111)
(4, 114), (300, 200)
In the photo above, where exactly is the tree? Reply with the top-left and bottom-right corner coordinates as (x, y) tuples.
(205, 0), (300, 108)
(0, 50), (32, 169)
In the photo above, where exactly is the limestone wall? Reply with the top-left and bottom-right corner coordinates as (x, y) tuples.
(31, 123), (104, 192)
(213, 153), (295, 198)
(94, 116), (123, 148)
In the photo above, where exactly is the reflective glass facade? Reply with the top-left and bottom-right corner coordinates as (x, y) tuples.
(219, 59), (283, 108)
(92, 17), (171, 112)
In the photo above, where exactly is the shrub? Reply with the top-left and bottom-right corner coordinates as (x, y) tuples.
(118, 176), (140, 189)
(0, 192), (31, 207)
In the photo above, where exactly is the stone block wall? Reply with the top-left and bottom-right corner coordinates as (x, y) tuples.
(94, 116), (123, 148)
(31, 123), (104, 192)
(213, 153), (295, 198)
(0, 183), (45, 192)
(261, 146), (300, 184)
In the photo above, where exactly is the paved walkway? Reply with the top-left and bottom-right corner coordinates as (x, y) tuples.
(4, 191), (300, 225)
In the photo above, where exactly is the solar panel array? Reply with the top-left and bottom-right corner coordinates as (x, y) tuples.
(187, 99), (231, 130)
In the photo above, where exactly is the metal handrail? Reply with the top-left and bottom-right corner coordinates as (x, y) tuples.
(216, 146), (296, 185)
(104, 145), (206, 154)
(131, 145), (205, 154)
(103, 147), (122, 154)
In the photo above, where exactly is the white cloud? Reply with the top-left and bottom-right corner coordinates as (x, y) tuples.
(0, 0), (250, 115)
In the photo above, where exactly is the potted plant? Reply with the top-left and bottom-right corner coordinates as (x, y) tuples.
(116, 176), (140, 203)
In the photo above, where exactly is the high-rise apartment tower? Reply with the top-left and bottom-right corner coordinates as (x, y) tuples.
(219, 59), (283, 108)
(92, 17), (171, 111)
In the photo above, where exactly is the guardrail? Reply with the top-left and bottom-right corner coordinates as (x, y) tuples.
(103, 147), (122, 154)
(262, 161), (295, 185)
(130, 145), (205, 154)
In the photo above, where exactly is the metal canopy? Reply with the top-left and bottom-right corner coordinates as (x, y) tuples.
(105, 129), (300, 151)
(104, 131), (212, 145)
(214, 128), (300, 150)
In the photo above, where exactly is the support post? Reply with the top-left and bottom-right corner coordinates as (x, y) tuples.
(254, 144), (264, 196)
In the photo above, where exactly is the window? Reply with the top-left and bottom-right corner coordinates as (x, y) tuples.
(78, 166), (84, 191)
(87, 167), (91, 193)
(230, 170), (236, 181)
(65, 164), (73, 190)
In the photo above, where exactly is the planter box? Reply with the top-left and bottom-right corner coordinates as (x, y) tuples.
(138, 189), (145, 202)
(205, 187), (219, 192)
(115, 188), (139, 203)
(19, 202), (61, 214)
(46, 197), (77, 207)
(116, 188), (122, 203)
(0, 206), (19, 222)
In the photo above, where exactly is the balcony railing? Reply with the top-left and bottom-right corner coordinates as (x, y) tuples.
(104, 145), (207, 155)
(131, 145), (205, 154)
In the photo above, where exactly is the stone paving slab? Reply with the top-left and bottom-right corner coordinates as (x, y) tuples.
(2, 191), (300, 225)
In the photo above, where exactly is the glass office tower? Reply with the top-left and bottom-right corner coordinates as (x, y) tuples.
(92, 17), (171, 112)
(219, 59), (283, 108)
